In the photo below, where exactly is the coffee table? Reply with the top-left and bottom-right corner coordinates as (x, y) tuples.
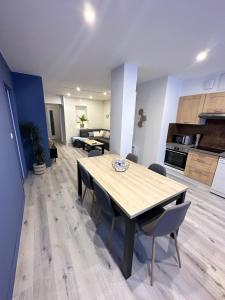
(82, 139), (104, 154)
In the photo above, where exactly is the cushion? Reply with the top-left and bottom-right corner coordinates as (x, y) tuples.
(104, 131), (110, 138)
(88, 131), (94, 137)
(93, 131), (101, 137)
(100, 130), (104, 137)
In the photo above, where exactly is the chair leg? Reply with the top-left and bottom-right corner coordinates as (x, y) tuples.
(82, 187), (87, 203)
(174, 232), (181, 268)
(108, 217), (116, 252)
(150, 236), (156, 286)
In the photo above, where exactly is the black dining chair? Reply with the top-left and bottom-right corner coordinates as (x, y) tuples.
(126, 153), (138, 163)
(148, 163), (167, 176)
(78, 163), (95, 215)
(93, 179), (120, 251)
(137, 201), (191, 285)
(88, 149), (102, 157)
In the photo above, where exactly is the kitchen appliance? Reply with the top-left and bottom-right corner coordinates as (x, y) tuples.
(211, 157), (225, 198)
(164, 144), (189, 170)
(173, 134), (195, 145)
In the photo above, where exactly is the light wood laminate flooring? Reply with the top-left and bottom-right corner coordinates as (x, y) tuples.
(13, 144), (225, 300)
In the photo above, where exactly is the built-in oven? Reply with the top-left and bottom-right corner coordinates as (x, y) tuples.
(164, 145), (188, 171)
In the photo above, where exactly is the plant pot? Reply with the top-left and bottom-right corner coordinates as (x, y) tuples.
(80, 123), (84, 128)
(33, 163), (46, 175)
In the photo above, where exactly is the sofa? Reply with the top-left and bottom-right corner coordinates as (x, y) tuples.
(80, 128), (110, 151)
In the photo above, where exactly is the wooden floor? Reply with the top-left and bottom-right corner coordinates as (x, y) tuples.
(13, 144), (225, 300)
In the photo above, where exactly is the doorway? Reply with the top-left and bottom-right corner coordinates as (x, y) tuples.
(45, 104), (62, 141)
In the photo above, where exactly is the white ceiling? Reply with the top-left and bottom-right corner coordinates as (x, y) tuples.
(1, 0), (225, 100)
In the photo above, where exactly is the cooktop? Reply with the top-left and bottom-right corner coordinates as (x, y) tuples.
(192, 146), (225, 154)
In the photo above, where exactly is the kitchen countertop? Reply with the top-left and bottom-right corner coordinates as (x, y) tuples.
(166, 143), (225, 158)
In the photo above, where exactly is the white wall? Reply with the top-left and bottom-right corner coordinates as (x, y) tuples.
(63, 97), (105, 143)
(181, 71), (225, 96)
(159, 76), (182, 163)
(133, 77), (168, 166)
(103, 100), (110, 129)
(110, 64), (137, 157)
(45, 95), (62, 104)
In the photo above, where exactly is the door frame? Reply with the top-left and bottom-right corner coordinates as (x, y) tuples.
(4, 84), (25, 180)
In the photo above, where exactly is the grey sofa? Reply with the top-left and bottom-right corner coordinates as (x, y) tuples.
(80, 129), (110, 151)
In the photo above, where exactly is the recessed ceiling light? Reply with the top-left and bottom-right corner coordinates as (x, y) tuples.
(67, 92), (71, 96)
(196, 50), (209, 62)
(83, 3), (96, 25)
(89, 95), (93, 99)
(103, 91), (107, 96)
(76, 86), (81, 91)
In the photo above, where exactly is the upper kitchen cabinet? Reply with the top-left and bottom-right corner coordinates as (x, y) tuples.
(203, 92), (225, 113)
(176, 94), (205, 124)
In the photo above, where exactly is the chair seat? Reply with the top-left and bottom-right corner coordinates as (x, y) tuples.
(137, 206), (165, 236)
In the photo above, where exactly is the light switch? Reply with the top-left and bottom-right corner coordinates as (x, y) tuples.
(10, 132), (14, 139)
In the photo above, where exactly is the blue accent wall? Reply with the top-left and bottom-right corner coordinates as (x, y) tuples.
(0, 53), (25, 300)
(12, 73), (51, 170)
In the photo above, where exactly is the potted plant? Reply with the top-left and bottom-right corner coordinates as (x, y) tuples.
(77, 114), (88, 128)
(20, 122), (46, 175)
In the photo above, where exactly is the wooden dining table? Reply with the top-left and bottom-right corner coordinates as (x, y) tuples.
(77, 154), (188, 279)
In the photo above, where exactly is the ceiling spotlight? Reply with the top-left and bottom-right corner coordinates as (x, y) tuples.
(196, 50), (209, 62)
(83, 3), (96, 25)
(89, 95), (93, 99)
(103, 91), (107, 96)
(76, 86), (81, 91)
(67, 92), (71, 96)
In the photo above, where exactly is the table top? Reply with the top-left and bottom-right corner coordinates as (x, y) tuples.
(78, 154), (188, 218)
(84, 139), (104, 146)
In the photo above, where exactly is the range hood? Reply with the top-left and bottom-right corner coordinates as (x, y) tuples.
(199, 113), (225, 120)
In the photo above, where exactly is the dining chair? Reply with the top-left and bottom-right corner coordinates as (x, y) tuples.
(126, 153), (138, 163)
(93, 179), (120, 251)
(88, 149), (102, 157)
(78, 163), (95, 215)
(137, 201), (191, 285)
(148, 163), (167, 176)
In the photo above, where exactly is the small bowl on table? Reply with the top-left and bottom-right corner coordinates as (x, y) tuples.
(112, 159), (130, 172)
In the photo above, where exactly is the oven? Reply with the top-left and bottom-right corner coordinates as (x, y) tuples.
(164, 146), (188, 171)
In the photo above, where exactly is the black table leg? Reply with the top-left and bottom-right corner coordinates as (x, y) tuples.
(102, 145), (104, 155)
(176, 191), (186, 205)
(77, 161), (82, 200)
(122, 217), (136, 279)
(82, 142), (85, 151)
(171, 191), (186, 238)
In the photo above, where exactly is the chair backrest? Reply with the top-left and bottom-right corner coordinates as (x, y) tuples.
(79, 163), (93, 190)
(88, 149), (102, 157)
(153, 201), (191, 237)
(126, 153), (138, 163)
(148, 163), (167, 176)
(93, 179), (115, 217)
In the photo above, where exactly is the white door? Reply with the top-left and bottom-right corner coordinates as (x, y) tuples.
(45, 104), (61, 140)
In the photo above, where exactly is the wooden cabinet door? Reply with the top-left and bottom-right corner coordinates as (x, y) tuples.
(184, 151), (218, 185)
(203, 92), (225, 113)
(176, 94), (205, 124)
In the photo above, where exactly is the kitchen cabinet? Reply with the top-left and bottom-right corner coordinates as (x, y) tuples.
(184, 150), (218, 186)
(176, 94), (205, 124)
(203, 92), (225, 113)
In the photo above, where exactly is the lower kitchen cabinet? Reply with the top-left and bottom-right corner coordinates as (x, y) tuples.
(184, 150), (219, 186)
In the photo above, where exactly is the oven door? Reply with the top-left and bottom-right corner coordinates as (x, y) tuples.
(164, 149), (187, 170)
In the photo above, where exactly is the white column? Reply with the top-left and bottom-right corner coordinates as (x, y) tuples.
(110, 64), (138, 157)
